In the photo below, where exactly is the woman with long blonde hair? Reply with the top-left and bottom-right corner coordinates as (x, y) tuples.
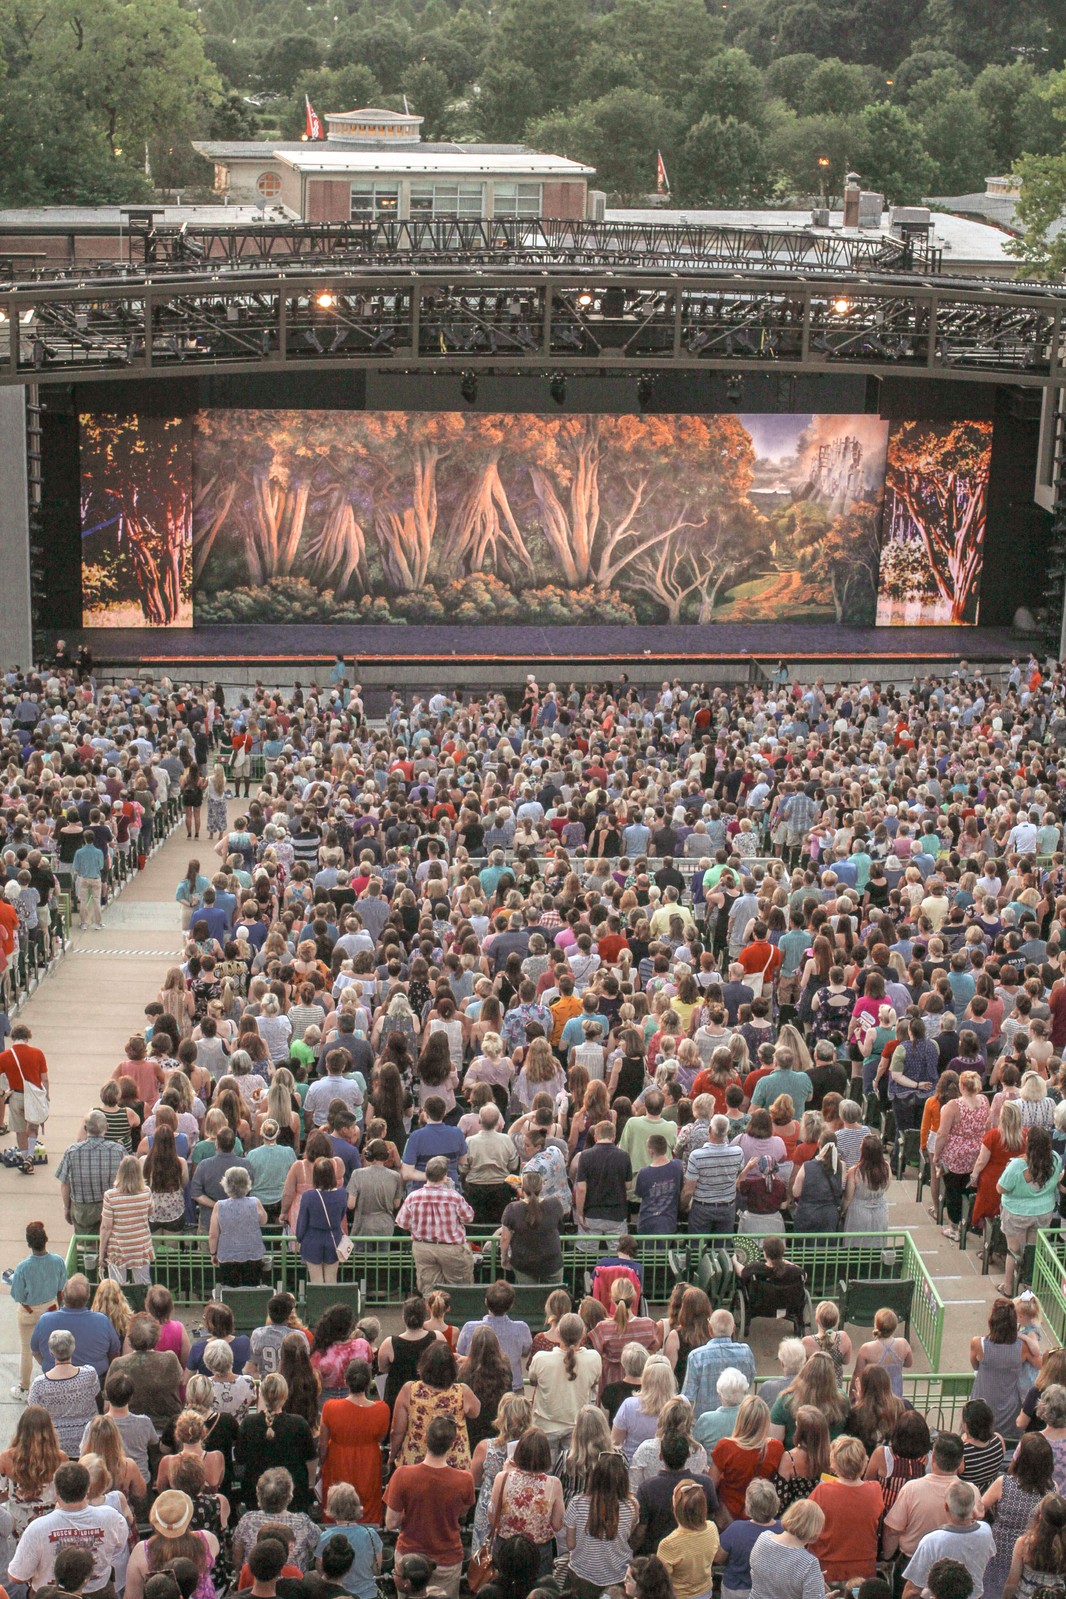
(561, 1403), (613, 1499)
(81, 1413), (146, 1502)
(709, 1395), (787, 1519)
(611, 1355), (677, 1461)
(91, 1278), (133, 1345)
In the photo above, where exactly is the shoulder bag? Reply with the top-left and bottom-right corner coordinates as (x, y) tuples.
(319, 1190), (353, 1263)
(14, 1048), (49, 1125)
(467, 1475), (504, 1593)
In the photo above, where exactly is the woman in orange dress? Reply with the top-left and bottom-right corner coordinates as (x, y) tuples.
(318, 1358), (390, 1525)
(971, 1098), (1027, 1231)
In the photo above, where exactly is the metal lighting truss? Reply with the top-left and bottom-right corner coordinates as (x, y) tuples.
(2, 265), (1065, 387)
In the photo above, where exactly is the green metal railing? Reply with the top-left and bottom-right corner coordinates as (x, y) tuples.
(1031, 1229), (1066, 1344)
(65, 1224), (945, 1365)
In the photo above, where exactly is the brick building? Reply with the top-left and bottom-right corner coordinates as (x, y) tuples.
(193, 107), (597, 222)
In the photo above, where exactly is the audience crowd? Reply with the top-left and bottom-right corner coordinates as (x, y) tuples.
(0, 655), (1065, 1599)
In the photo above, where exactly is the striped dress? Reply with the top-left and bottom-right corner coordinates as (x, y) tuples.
(100, 1189), (153, 1266)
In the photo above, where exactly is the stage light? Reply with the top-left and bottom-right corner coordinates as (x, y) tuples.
(725, 373), (743, 404)
(460, 369), (478, 403)
(315, 290), (336, 309)
(549, 371), (567, 404)
(637, 373), (655, 409)
(577, 290), (595, 308)
(832, 296), (852, 315)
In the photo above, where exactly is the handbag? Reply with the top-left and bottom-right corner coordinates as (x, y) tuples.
(319, 1191), (353, 1262)
(467, 1477), (504, 1593)
(15, 1051), (49, 1124)
(746, 946), (776, 1000)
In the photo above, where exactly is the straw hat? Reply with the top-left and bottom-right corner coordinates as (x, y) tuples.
(149, 1491), (194, 1539)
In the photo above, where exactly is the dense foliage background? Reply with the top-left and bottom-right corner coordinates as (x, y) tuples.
(4, 0), (1066, 220)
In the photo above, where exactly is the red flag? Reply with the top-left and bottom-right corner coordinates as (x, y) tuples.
(305, 95), (323, 140)
(656, 149), (670, 194)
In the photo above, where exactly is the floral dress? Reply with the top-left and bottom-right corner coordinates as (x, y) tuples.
(495, 1467), (558, 1550)
(472, 1440), (508, 1554)
(395, 1380), (470, 1470)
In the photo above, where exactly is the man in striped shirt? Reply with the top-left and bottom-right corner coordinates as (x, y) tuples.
(395, 1156), (475, 1295)
(682, 1115), (743, 1236)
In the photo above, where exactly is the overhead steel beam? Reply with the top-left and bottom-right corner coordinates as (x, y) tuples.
(2, 264), (1061, 387)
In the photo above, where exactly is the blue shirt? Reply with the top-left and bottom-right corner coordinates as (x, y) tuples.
(31, 1307), (119, 1376)
(720, 1517), (783, 1589)
(682, 1336), (757, 1416)
(401, 1123), (468, 1185)
(315, 1523), (381, 1599)
(72, 843), (105, 879)
(456, 1312), (532, 1390)
(10, 1250), (66, 1308)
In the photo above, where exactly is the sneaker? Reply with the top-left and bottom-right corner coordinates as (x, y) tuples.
(0, 1268), (13, 1285)
(18, 1158), (35, 1176)
(9, 1385), (27, 1402)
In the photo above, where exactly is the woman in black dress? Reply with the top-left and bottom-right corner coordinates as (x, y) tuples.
(377, 1297), (440, 1413)
(181, 770), (205, 840)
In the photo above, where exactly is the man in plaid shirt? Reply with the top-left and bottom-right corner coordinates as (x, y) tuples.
(395, 1156), (475, 1294)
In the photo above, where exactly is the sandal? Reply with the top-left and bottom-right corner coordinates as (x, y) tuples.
(994, 1283), (1010, 1295)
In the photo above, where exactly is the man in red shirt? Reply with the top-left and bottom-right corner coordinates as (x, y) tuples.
(737, 922), (783, 994)
(385, 1416), (474, 1599)
(0, 889), (17, 975)
(0, 1024), (49, 1169)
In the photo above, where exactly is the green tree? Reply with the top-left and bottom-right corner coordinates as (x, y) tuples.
(417, 28), (479, 93)
(573, 42), (642, 103)
(329, 18), (412, 90)
(764, 53), (822, 112)
(681, 49), (767, 130)
(921, 0), (1066, 75)
(973, 62), (1059, 172)
(22, 0), (221, 160)
(492, 0), (590, 118)
(401, 61), (450, 138)
(800, 58), (880, 117)
(478, 58), (549, 142)
(853, 102), (936, 202)
(594, 0), (724, 96)
(526, 89), (680, 203)
(258, 32), (323, 94)
(765, 109), (861, 198)
(678, 114), (770, 205)
(204, 35), (255, 89)
(893, 50), (970, 100)
(281, 66), (380, 139)
(918, 87), (994, 193)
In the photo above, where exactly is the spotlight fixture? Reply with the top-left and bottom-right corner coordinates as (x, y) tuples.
(549, 371), (567, 404)
(315, 290), (336, 309)
(576, 290), (595, 308)
(832, 296), (852, 315)
(460, 369), (478, 404)
(725, 373), (743, 404)
(636, 373), (655, 409)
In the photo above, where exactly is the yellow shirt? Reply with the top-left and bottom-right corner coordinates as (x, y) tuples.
(658, 1522), (720, 1599)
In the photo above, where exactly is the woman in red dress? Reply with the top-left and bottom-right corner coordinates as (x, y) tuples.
(971, 1099), (1026, 1231)
(319, 1357), (390, 1524)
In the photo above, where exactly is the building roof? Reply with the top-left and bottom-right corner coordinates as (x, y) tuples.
(276, 148), (595, 177)
(924, 188), (1066, 242)
(193, 139), (551, 161)
(0, 203), (290, 227)
(606, 205), (1017, 267)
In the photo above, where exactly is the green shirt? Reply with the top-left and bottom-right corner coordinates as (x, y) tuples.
(620, 1114), (677, 1174)
(999, 1153), (1062, 1218)
(770, 1391), (851, 1450)
(750, 1068), (812, 1116)
(191, 1134), (244, 1164)
(246, 1143), (297, 1205)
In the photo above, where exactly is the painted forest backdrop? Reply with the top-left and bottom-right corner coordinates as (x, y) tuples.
(77, 408), (993, 629)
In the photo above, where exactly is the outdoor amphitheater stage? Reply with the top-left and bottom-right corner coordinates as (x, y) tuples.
(74, 621), (1023, 694)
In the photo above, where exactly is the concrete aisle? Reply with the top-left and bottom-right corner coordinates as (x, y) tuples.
(0, 813), (196, 1423)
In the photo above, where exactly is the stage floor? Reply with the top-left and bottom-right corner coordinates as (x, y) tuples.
(74, 621), (1021, 668)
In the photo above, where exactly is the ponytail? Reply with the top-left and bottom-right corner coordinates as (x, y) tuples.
(611, 1278), (635, 1335)
(522, 1169), (543, 1227)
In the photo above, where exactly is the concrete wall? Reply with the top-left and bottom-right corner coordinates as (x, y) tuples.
(0, 387), (32, 667)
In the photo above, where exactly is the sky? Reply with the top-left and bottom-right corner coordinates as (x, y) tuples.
(739, 413), (812, 461)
